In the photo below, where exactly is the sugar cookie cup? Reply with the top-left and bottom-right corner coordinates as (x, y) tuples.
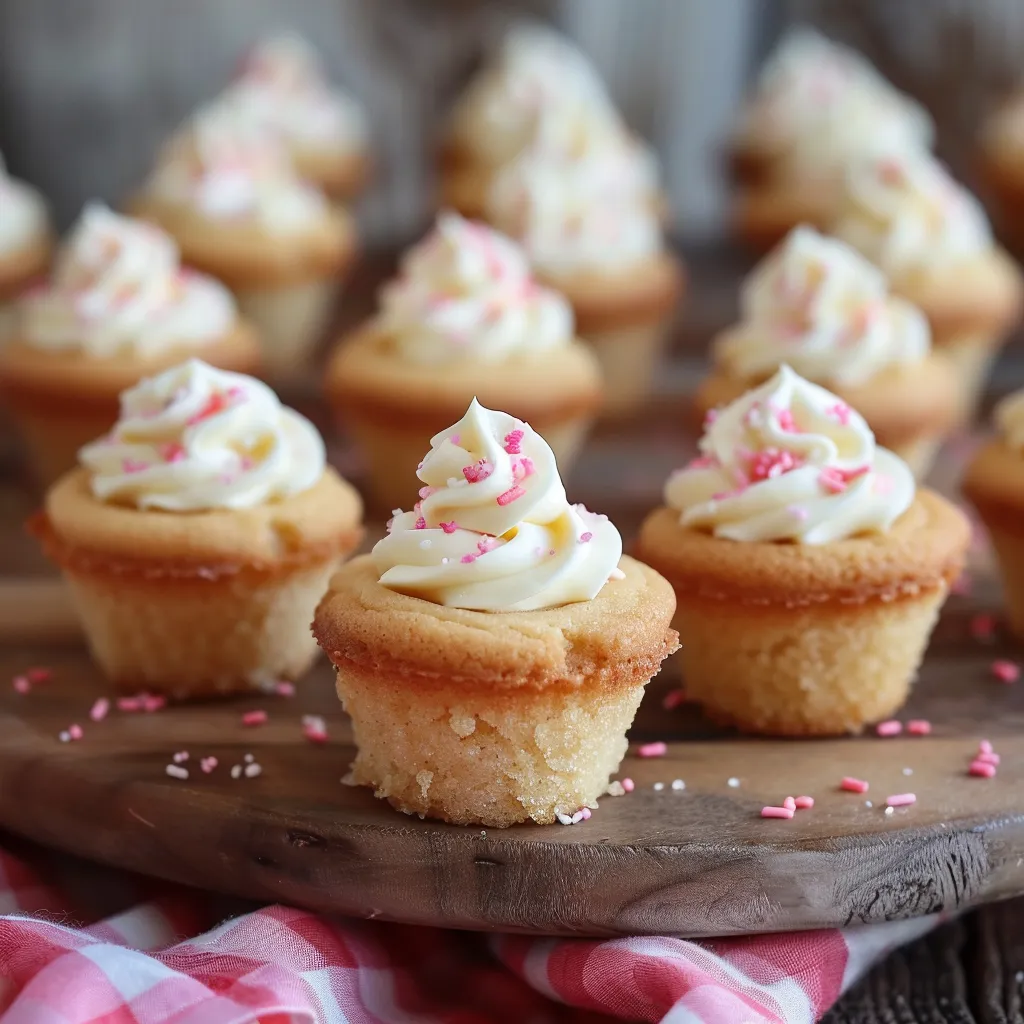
(325, 214), (602, 511)
(0, 157), (53, 338)
(31, 359), (362, 698)
(637, 366), (969, 736)
(962, 390), (1024, 640)
(694, 227), (960, 480)
(313, 398), (678, 826)
(832, 151), (1023, 418)
(129, 125), (355, 378)
(0, 205), (261, 486)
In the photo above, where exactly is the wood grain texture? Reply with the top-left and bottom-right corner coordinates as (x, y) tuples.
(0, 589), (1020, 939)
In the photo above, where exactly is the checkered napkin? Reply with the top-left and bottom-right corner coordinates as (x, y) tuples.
(0, 843), (939, 1024)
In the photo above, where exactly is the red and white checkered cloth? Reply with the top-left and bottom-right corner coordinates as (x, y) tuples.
(0, 841), (940, 1024)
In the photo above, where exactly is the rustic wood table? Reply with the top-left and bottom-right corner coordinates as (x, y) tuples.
(2, 242), (1024, 1021)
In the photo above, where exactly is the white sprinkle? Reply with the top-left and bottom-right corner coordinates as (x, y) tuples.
(244, 763), (262, 778)
(556, 812), (573, 825)
(885, 806), (894, 816)
(653, 782), (665, 791)
(419, 539), (432, 549)
(244, 753), (254, 764)
(671, 779), (686, 791)
(441, 557), (450, 564)
(727, 777), (740, 788)
(570, 810), (585, 824)
(230, 764), (242, 779)
(865, 800), (873, 808)
(902, 767), (913, 776)
(165, 764), (189, 780)
(391, 508), (402, 517)
(172, 751), (189, 763)
(58, 731), (70, 743)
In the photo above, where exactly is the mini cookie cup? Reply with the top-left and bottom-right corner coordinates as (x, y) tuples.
(32, 467), (363, 698)
(694, 356), (961, 481)
(0, 323), (261, 487)
(963, 439), (1024, 640)
(325, 322), (604, 511)
(128, 196), (357, 377)
(635, 491), (969, 736)
(312, 554), (679, 827)
(0, 232), (52, 338)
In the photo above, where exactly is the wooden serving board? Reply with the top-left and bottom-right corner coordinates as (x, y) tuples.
(0, 579), (1021, 939)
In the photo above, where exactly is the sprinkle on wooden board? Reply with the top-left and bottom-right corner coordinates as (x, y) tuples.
(241, 709), (268, 727)
(761, 806), (795, 820)
(840, 777), (869, 794)
(875, 720), (902, 737)
(637, 741), (667, 758)
(991, 660), (1020, 684)
(886, 793), (916, 808)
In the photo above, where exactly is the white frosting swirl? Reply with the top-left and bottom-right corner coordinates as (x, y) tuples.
(79, 358), (325, 511)
(488, 146), (661, 274)
(372, 398), (622, 611)
(448, 23), (615, 165)
(148, 113), (328, 235)
(716, 226), (930, 386)
(377, 213), (573, 364)
(666, 365), (914, 544)
(19, 204), (235, 357)
(833, 150), (992, 274)
(0, 153), (48, 257)
(739, 28), (933, 173)
(995, 388), (1024, 453)
(203, 32), (367, 150)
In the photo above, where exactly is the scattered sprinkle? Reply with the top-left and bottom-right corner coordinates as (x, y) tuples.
(671, 779), (686, 791)
(172, 751), (189, 763)
(886, 793), (916, 808)
(969, 761), (997, 778)
(165, 765), (189, 780)
(970, 614), (997, 641)
(885, 806), (894, 816)
(580, 807), (592, 820)
(570, 810), (585, 824)
(244, 763), (262, 779)
(865, 801), (873, 808)
(117, 696), (141, 712)
(274, 681), (295, 697)
(230, 764), (243, 780)
(783, 796), (796, 811)
(58, 730), (70, 743)
(979, 739), (994, 755)
(241, 710), (268, 727)
(991, 659), (1020, 684)
(875, 720), (902, 737)
(653, 782), (665, 792)
(727, 777), (741, 788)
(26, 668), (51, 683)
(637, 741), (667, 758)
(89, 698), (109, 722)
(794, 796), (814, 809)
(244, 753), (254, 764)
(761, 806), (795, 819)
(902, 768), (913, 776)
(302, 714), (328, 744)
(841, 777), (869, 794)
(620, 777), (635, 793)
(556, 812), (573, 825)
(142, 694), (166, 713)
(662, 689), (687, 710)
(67, 724), (83, 741)
(578, 532), (593, 544)
(200, 756), (218, 774)
(439, 520), (458, 534)
(977, 751), (1000, 765)
(12, 676), (29, 694)
(907, 720), (931, 736)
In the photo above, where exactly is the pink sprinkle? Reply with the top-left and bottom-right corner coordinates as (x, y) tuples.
(462, 460), (493, 484)
(776, 409), (798, 432)
(886, 793), (916, 808)
(512, 457), (535, 482)
(200, 756), (218, 774)
(242, 710), (268, 727)
(579, 532), (593, 544)
(827, 402), (852, 426)
(991, 659), (1020, 683)
(794, 796), (815, 809)
(12, 676), (29, 694)
(173, 750), (189, 763)
(274, 681), (295, 697)
(875, 720), (903, 737)
(819, 465), (868, 494)
(969, 761), (997, 778)
(142, 695), (165, 713)
(761, 806), (795, 819)
(503, 429), (524, 455)
(122, 459), (150, 475)
(979, 739), (994, 755)
(580, 807), (592, 820)
(783, 796), (796, 810)
(621, 777), (635, 793)
(703, 409), (719, 427)
(637, 741), (667, 758)
(439, 521), (458, 534)
(976, 751), (1001, 765)
(496, 485), (525, 506)
(840, 777), (869, 794)
(662, 689), (687, 710)
(117, 697), (140, 712)
(414, 517), (427, 530)
(26, 667), (51, 683)
(747, 447), (804, 482)
(787, 505), (809, 522)
(89, 698), (109, 722)
(418, 485), (439, 500)
(907, 719), (931, 736)
(303, 715), (328, 744)
(161, 442), (186, 463)
(970, 614), (997, 641)
(460, 553), (477, 564)
(688, 455), (717, 470)
(67, 724), (83, 741)
(476, 537), (500, 556)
